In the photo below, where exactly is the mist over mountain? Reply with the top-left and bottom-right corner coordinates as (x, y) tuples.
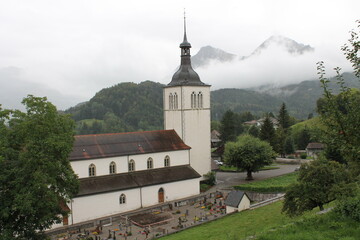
(1, 35), (350, 111)
(191, 35), (315, 69)
(250, 35), (314, 56)
(191, 46), (237, 68)
(192, 35), (345, 90)
(0, 66), (83, 111)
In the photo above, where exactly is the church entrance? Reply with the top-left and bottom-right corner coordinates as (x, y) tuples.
(158, 188), (164, 203)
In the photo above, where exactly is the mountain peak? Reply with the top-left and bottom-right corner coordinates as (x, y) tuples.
(191, 46), (236, 68)
(252, 35), (314, 55)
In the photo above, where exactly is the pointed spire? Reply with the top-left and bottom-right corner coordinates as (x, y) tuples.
(183, 9), (188, 43)
(168, 11), (205, 87)
(180, 9), (191, 48)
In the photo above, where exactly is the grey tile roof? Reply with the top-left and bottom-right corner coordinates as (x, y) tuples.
(224, 191), (250, 208)
(306, 142), (325, 149)
(76, 165), (201, 197)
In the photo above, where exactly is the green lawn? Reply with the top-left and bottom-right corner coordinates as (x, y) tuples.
(219, 165), (280, 172)
(234, 172), (298, 193)
(161, 201), (359, 240)
(257, 211), (360, 240)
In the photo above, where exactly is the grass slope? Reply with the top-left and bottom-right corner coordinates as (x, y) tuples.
(257, 211), (360, 240)
(161, 201), (302, 240)
(234, 172), (298, 193)
(161, 201), (359, 240)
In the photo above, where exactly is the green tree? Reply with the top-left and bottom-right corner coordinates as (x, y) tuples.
(282, 159), (350, 216)
(224, 135), (276, 180)
(317, 19), (360, 175)
(277, 102), (291, 129)
(219, 110), (237, 143)
(296, 127), (311, 150)
(211, 120), (221, 131)
(284, 136), (295, 155)
(248, 125), (260, 138)
(0, 96), (79, 239)
(259, 116), (276, 151)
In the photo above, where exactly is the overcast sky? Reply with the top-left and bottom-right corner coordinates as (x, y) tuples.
(0, 0), (359, 110)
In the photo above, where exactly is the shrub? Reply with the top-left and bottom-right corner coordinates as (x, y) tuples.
(335, 195), (360, 222)
(300, 153), (307, 159)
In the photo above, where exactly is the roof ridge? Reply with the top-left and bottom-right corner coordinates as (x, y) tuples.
(75, 129), (174, 138)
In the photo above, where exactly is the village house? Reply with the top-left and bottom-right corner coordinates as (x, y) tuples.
(306, 142), (325, 159)
(224, 191), (251, 213)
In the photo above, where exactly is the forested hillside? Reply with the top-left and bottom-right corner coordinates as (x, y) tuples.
(65, 81), (164, 134)
(65, 73), (359, 134)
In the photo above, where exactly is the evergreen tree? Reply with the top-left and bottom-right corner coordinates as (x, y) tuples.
(284, 136), (295, 155)
(296, 127), (311, 150)
(248, 125), (260, 138)
(277, 102), (291, 129)
(259, 116), (276, 151)
(219, 110), (237, 143)
(275, 127), (287, 157)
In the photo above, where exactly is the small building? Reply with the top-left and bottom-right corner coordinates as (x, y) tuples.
(294, 150), (307, 158)
(306, 142), (325, 159)
(244, 117), (279, 129)
(211, 130), (221, 148)
(224, 191), (251, 213)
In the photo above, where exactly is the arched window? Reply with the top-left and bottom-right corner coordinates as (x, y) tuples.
(164, 155), (170, 167)
(169, 93), (173, 110)
(198, 92), (203, 108)
(89, 164), (96, 177)
(147, 157), (153, 169)
(119, 194), (126, 204)
(174, 93), (178, 109)
(128, 159), (135, 172)
(191, 92), (196, 108)
(109, 161), (116, 174)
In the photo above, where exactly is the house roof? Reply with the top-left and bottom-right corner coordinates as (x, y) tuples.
(76, 165), (201, 197)
(224, 190), (250, 208)
(211, 130), (220, 140)
(306, 142), (325, 149)
(69, 130), (190, 161)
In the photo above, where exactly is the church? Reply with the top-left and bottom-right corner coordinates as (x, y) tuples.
(55, 21), (211, 228)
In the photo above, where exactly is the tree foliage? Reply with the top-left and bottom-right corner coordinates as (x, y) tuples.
(219, 110), (253, 144)
(0, 96), (79, 239)
(317, 19), (360, 175)
(277, 103), (291, 129)
(283, 20), (360, 218)
(282, 159), (350, 217)
(224, 135), (276, 180)
(259, 116), (276, 151)
(66, 81), (164, 134)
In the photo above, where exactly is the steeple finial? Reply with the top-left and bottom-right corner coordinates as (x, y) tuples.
(180, 9), (191, 48)
(183, 9), (187, 42)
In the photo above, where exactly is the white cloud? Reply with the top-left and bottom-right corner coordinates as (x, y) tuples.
(0, 0), (359, 109)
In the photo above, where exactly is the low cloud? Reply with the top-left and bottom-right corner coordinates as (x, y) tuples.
(196, 44), (353, 89)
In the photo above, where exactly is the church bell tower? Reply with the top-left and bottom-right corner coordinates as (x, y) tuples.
(163, 16), (211, 178)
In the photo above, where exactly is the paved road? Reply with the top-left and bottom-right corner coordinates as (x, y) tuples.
(209, 164), (300, 192)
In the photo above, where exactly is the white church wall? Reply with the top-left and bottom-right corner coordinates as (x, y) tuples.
(71, 156), (128, 178)
(141, 178), (200, 207)
(71, 150), (190, 178)
(70, 188), (141, 224)
(128, 150), (189, 172)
